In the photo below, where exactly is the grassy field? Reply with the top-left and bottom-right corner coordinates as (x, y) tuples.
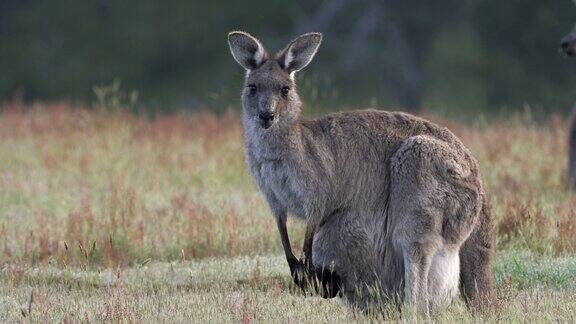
(1, 252), (576, 322)
(0, 102), (575, 321)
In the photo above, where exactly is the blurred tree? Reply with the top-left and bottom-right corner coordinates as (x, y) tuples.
(0, 0), (574, 114)
(474, 0), (576, 111)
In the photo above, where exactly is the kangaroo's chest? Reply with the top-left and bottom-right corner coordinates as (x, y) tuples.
(253, 158), (307, 219)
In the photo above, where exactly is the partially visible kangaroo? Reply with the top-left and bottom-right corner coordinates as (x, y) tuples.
(561, 24), (576, 189)
(228, 31), (494, 315)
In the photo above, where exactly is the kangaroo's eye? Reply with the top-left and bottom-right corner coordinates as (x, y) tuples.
(247, 84), (257, 95)
(281, 86), (290, 98)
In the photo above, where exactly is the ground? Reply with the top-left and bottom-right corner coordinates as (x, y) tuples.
(2, 253), (576, 321)
(0, 103), (575, 321)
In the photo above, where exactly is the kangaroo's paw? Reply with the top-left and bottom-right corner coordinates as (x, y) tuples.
(288, 258), (309, 291)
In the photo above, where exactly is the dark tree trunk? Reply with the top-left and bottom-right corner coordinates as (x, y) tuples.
(568, 106), (576, 189)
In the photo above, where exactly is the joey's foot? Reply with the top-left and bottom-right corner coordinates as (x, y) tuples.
(290, 258), (341, 299)
(310, 265), (342, 299)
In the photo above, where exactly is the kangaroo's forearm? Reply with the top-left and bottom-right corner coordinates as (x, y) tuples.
(275, 216), (298, 265)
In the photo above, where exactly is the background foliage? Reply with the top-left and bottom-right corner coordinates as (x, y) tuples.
(1, 0), (575, 114)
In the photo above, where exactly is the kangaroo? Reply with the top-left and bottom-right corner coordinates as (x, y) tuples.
(561, 25), (576, 189)
(228, 31), (494, 315)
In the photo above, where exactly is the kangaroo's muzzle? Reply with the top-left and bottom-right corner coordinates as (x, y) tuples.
(258, 110), (275, 129)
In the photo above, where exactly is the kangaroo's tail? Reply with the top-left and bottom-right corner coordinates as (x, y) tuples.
(459, 195), (495, 312)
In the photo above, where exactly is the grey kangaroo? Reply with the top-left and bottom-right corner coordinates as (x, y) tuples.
(228, 31), (494, 315)
(561, 23), (576, 189)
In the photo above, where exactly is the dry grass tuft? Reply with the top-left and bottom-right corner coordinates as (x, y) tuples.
(0, 103), (574, 268)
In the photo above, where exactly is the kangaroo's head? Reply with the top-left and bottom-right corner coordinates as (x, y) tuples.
(228, 31), (322, 131)
(561, 24), (576, 56)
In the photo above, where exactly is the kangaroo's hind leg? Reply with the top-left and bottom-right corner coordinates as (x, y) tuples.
(390, 199), (442, 316)
(399, 236), (439, 315)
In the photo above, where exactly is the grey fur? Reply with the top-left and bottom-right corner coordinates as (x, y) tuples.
(228, 31), (494, 315)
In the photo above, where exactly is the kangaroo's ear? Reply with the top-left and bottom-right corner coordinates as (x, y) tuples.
(277, 33), (322, 73)
(228, 31), (268, 71)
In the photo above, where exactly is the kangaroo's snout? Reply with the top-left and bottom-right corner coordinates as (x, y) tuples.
(258, 110), (275, 128)
(258, 97), (277, 129)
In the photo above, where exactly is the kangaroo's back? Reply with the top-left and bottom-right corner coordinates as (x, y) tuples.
(302, 109), (470, 175)
(295, 109), (472, 213)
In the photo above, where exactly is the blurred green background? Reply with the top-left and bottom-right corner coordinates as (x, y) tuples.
(1, 0), (575, 115)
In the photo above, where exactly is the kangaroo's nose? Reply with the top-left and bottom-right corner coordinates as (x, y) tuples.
(562, 40), (570, 50)
(258, 110), (275, 122)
